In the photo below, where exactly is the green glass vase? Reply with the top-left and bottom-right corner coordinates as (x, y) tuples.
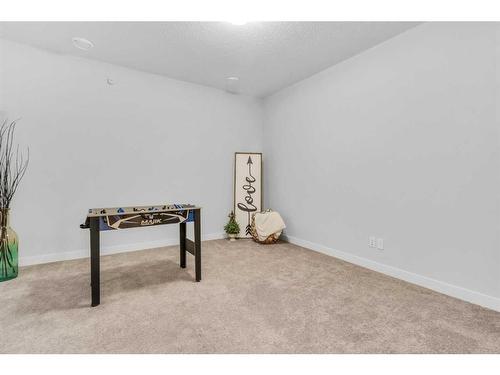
(0, 208), (18, 282)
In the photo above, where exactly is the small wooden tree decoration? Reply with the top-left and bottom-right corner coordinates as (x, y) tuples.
(224, 211), (240, 241)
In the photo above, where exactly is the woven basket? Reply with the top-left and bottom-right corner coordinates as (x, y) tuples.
(250, 210), (281, 244)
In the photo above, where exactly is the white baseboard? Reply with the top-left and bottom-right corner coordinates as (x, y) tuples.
(19, 232), (225, 267)
(284, 235), (500, 312)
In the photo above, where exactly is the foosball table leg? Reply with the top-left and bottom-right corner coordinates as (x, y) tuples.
(90, 217), (100, 307)
(179, 222), (186, 268)
(194, 209), (201, 282)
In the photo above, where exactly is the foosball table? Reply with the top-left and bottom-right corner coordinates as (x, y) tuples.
(80, 204), (201, 307)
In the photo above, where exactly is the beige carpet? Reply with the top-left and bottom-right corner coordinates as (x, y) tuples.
(1, 239), (499, 353)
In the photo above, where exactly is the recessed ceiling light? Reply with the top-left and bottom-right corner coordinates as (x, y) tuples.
(72, 37), (94, 51)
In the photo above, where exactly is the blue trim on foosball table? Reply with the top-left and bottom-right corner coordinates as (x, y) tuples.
(99, 217), (113, 231)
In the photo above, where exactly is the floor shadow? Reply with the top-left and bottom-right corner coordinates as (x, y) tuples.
(102, 258), (194, 294)
(13, 258), (194, 314)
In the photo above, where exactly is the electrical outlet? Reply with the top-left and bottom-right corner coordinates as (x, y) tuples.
(377, 238), (384, 250)
(369, 236), (377, 248)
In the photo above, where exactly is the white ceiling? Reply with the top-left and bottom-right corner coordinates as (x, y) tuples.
(0, 22), (420, 97)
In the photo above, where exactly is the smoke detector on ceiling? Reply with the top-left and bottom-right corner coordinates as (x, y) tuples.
(72, 37), (94, 51)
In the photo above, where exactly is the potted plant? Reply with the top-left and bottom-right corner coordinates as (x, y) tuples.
(0, 119), (29, 282)
(224, 211), (240, 241)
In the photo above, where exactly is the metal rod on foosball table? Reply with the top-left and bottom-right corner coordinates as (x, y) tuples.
(179, 221), (186, 268)
(90, 217), (100, 307)
(194, 209), (201, 282)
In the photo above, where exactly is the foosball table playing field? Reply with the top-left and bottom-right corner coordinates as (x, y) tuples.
(80, 204), (201, 307)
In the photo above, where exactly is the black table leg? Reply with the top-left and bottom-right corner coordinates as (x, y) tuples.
(194, 209), (201, 282)
(90, 217), (100, 307)
(179, 221), (186, 268)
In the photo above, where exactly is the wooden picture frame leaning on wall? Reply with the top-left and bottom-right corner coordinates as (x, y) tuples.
(233, 152), (262, 238)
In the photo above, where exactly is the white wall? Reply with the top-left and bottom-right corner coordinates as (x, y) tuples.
(264, 23), (500, 309)
(0, 38), (263, 264)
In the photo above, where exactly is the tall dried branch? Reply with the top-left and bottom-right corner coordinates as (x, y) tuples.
(0, 119), (29, 209)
